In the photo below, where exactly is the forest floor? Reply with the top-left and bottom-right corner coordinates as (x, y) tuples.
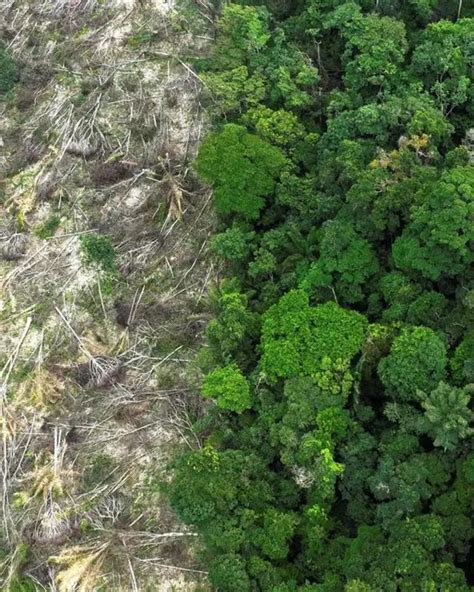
(0, 0), (216, 589)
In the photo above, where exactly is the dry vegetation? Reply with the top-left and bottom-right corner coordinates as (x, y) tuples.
(0, 0), (217, 589)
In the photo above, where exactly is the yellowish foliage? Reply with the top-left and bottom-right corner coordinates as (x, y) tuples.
(20, 446), (76, 505)
(370, 134), (431, 169)
(50, 544), (109, 592)
(4, 147), (58, 229)
(16, 367), (63, 409)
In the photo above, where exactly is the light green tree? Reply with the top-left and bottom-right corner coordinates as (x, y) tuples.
(194, 124), (287, 220)
(202, 364), (252, 413)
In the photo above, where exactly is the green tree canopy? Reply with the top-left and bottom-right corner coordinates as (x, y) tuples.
(260, 290), (367, 382)
(378, 326), (447, 401)
(421, 382), (474, 451)
(194, 124), (288, 220)
(168, 2), (474, 588)
(202, 364), (252, 413)
(392, 166), (474, 280)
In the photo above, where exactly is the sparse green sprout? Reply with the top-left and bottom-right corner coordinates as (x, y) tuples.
(0, 41), (17, 95)
(127, 31), (160, 48)
(83, 454), (117, 489)
(98, 271), (124, 297)
(70, 91), (88, 107)
(34, 215), (61, 239)
(80, 233), (116, 273)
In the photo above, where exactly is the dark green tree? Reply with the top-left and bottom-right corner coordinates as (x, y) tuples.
(392, 166), (474, 281)
(301, 220), (379, 304)
(378, 327), (447, 401)
(411, 18), (474, 116)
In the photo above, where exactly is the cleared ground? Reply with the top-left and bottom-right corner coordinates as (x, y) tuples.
(0, 0), (216, 589)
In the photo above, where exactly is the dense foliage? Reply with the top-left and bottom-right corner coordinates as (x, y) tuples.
(168, 1), (474, 590)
